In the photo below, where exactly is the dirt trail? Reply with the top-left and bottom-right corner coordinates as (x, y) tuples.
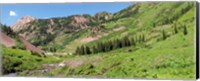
(59, 56), (102, 68)
(113, 26), (125, 31)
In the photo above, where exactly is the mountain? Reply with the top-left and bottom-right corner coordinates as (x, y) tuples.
(11, 14), (111, 52)
(11, 16), (36, 32)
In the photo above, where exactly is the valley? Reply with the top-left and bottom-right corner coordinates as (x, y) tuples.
(0, 2), (197, 79)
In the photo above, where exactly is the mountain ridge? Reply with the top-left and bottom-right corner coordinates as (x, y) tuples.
(11, 16), (36, 32)
(9, 2), (195, 53)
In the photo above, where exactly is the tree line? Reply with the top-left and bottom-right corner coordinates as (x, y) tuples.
(75, 34), (145, 55)
(0, 24), (16, 37)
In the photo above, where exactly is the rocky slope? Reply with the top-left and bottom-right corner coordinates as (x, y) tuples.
(11, 12), (114, 51)
(11, 16), (36, 32)
(1, 24), (44, 53)
(0, 32), (16, 47)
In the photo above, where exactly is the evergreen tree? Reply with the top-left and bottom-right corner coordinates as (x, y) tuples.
(183, 25), (188, 35)
(80, 45), (85, 55)
(138, 34), (144, 43)
(130, 37), (136, 46)
(106, 41), (112, 51)
(126, 38), (131, 46)
(141, 34), (145, 42)
(92, 46), (98, 54)
(109, 42), (113, 51)
(124, 36), (130, 46)
(103, 42), (107, 52)
(85, 46), (91, 54)
(174, 24), (178, 34)
(101, 42), (106, 52)
(54, 48), (57, 52)
(162, 30), (167, 40)
(97, 42), (102, 53)
(152, 22), (156, 27)
(119, 39), (123, 48)
(113, 39), (118, 49)
(135, 36), (138, 43)
(116, 39), (120, 48)
(75, 46), (80, 55)
(106, 42), (110, 52)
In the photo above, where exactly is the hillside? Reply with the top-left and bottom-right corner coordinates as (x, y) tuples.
(2, 2), (196, 79)
(12, 14), (110, 52)
(0, 32), (16, 47)
(0, 24), (45, 54)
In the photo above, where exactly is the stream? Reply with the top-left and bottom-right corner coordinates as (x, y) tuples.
(4, 73), (17, 77)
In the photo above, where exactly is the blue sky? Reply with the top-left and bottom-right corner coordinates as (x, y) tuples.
(1, 3), (133, 26)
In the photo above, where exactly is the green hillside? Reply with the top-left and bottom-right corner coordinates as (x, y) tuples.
(2, 2), (196, 79)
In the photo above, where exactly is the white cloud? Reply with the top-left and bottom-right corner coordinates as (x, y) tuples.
(9, 10), (17, 16)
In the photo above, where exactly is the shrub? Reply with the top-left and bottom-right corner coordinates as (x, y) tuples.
(31, 51), (45, 57)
